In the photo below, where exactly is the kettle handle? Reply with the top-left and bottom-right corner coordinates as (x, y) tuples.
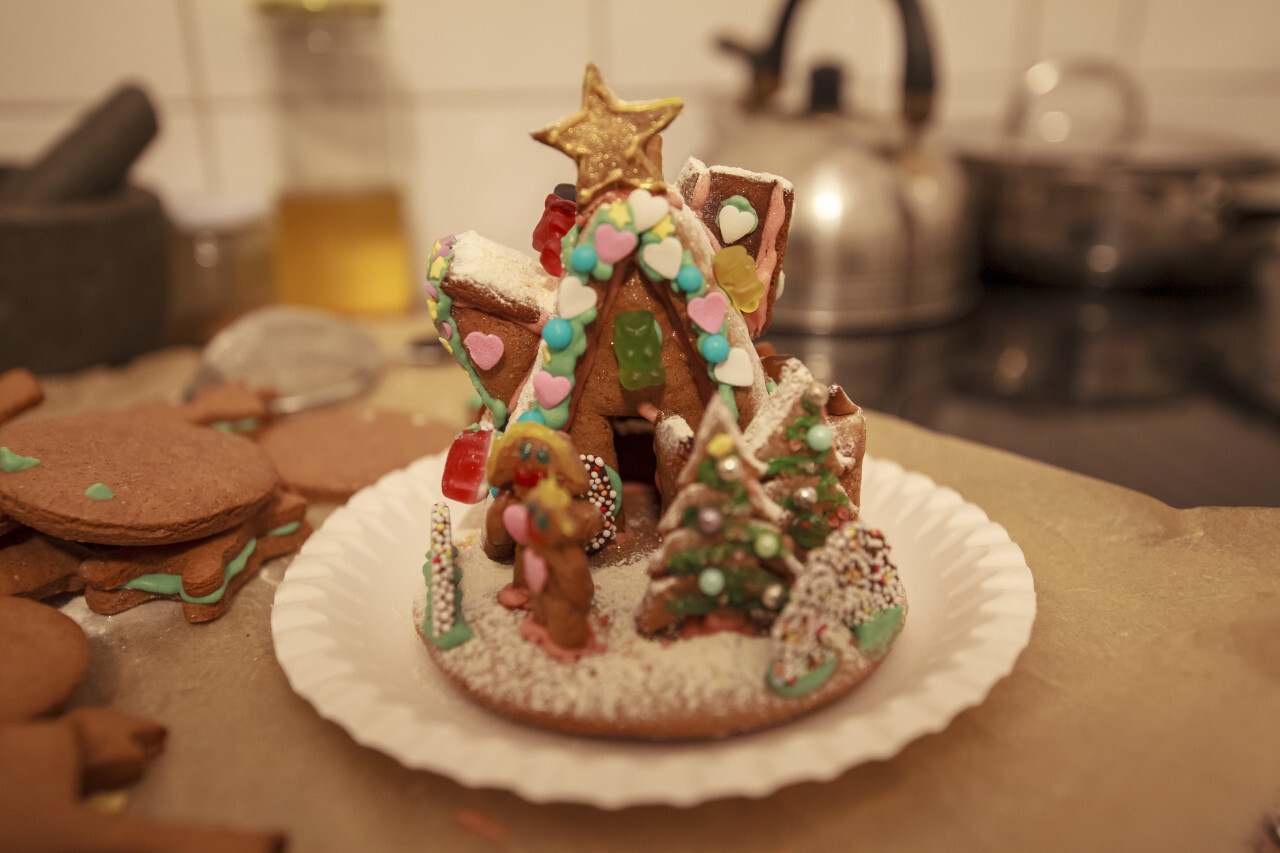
(717, 0), (936, 131)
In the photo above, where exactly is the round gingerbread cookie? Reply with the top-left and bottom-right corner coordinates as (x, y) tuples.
(416, 545), (898, 740)
(257, 407), (454, 502)
(0, 596), (91, 723)
(0, 411), (279, 546)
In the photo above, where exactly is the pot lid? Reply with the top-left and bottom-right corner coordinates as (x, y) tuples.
(947, 59), (1280, 178)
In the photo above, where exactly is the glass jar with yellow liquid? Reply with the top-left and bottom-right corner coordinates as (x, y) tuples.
(259, 0), (412, 316)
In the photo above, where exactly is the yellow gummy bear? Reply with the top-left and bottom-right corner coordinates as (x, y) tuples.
(712, 245), (765, 314)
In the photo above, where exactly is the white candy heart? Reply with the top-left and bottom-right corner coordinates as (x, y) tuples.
(628, 188), (669, 232)
(641, 237), (683, 281)
(558, 275), (596, 319)
(718, 203), (758, 244)
(714, 347), (754, 387)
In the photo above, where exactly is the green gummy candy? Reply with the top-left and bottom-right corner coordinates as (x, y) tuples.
(613, 310), (666, 391)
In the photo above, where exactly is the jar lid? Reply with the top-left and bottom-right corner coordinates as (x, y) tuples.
(166, 192), (271, 233)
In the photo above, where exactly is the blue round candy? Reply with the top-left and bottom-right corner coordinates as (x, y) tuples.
(806, 423), (834, 452)
(700, 334), (730, 363)
(542, 317), (573, 349)
(571, 245), (597, 273)
(676, 265), (703, 293)
(517, 410), (547, 424)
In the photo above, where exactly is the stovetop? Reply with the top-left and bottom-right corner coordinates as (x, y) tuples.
(766, 281), (1280, 509)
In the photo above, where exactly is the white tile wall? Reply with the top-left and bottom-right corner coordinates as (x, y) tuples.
(1, 0), (1277, 284)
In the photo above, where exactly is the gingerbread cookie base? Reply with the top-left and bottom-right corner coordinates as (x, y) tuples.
(417, 515), (902, 742)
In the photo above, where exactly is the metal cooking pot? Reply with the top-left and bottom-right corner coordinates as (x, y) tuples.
(952, 59), (1280, 290)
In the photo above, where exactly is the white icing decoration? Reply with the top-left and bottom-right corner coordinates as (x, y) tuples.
(713, 347), (754, 387)
(557, 275), (596, 319)
(627, 188), (669, 233)
(718, 198), (758, 244)
(776, 270), (786, 300)
(641, 237), (683, 280)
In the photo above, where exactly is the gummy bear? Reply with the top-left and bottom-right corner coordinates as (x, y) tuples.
(441, 427), (494, 503)
(712, 245), (766, 314)
(532, 192), (577, 277)
(613, 310), (666, 391)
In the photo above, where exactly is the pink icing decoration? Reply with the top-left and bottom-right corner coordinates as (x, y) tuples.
(437, 321), (453, 340)
(593, 223), (638, 264)
(503, 505), (532, 545)
(424, 281), (438, 300)
(523, 551), (548, 594)
(533, 371), (571, 408)
(744, 180), (787, 336)
(463, 330), (504, 370)
(687, 291), (728, 334)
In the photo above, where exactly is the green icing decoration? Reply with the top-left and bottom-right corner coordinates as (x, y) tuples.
(530, 305), (596, 429)
(854, 605), (904, 660)
(422, 560), (472, 649)
(0, 446), (40, 473)
(428, 246), (510, 428)
(604, 464), (623, 517)
(525, 196), (744, 426)
(212, 417), (259, 434)
(614, 310), (666, 390)
(767, 654), (838, 698)
(119, 523), (300, 604)
(84, 483), (115, 501)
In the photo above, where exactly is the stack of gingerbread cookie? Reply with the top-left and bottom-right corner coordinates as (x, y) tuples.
(0, 370), (309, 622)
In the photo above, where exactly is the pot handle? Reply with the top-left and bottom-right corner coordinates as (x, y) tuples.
(1002, 59), (1146, 149)
(717, 0), (936, 132)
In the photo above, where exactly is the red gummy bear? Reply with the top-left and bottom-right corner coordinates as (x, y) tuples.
(441, 428), (494, 504)
(532, 193), (576, 277)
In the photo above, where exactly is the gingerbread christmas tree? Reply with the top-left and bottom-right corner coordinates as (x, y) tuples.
(637, 397), (802, 637)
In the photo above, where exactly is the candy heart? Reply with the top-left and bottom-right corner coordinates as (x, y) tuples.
(628, 188), (669, 232)
(641, 237), (683, 280)
(533, 371), (572, 408)
(503, 505), (532, 545)
(524, 550), (548, 594)
(713, 346), (754, 387)
(686, 291), (728, 334)
(718, 201), (758, 244)
(558, 275), (596, 319)
(463, 331), (504, 370)
(593, 223), (638, 264)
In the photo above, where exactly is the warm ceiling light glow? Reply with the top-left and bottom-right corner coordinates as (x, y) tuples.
(813, 191), (844, 222)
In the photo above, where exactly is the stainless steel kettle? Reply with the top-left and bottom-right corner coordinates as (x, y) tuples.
(709, 0), (971, 332)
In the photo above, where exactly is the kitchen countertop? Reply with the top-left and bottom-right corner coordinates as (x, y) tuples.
(14, 320), (1280, 852)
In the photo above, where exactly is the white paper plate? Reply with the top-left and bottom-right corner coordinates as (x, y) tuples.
(272, 453), (1035, 808)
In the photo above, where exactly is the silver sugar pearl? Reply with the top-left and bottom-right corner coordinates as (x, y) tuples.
(716, 456), (743, 481)
(793, 485), (819, 509)
(804, 381), (830, 408)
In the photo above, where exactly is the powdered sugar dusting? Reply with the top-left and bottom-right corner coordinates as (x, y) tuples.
(449, 230), (558, 316)
(422, 522), (867, 734)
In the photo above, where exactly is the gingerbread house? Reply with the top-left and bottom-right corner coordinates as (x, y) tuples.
(427, 64), (865, 523)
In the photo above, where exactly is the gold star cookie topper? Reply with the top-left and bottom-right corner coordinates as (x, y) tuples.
(532, 63), (682, 208)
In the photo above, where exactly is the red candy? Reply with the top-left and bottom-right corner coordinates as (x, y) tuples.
(441, 428), (494, 503)
(531, 193), (577, 277)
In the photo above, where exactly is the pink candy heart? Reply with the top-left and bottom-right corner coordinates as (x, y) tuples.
(463, 331), (504, 370)
(593, 223), (638, 265)
(524, 550), (548, 594)
(533, 371), (571, 408)
(503, 505), (532, 545)
(687, 291), (728, 334)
